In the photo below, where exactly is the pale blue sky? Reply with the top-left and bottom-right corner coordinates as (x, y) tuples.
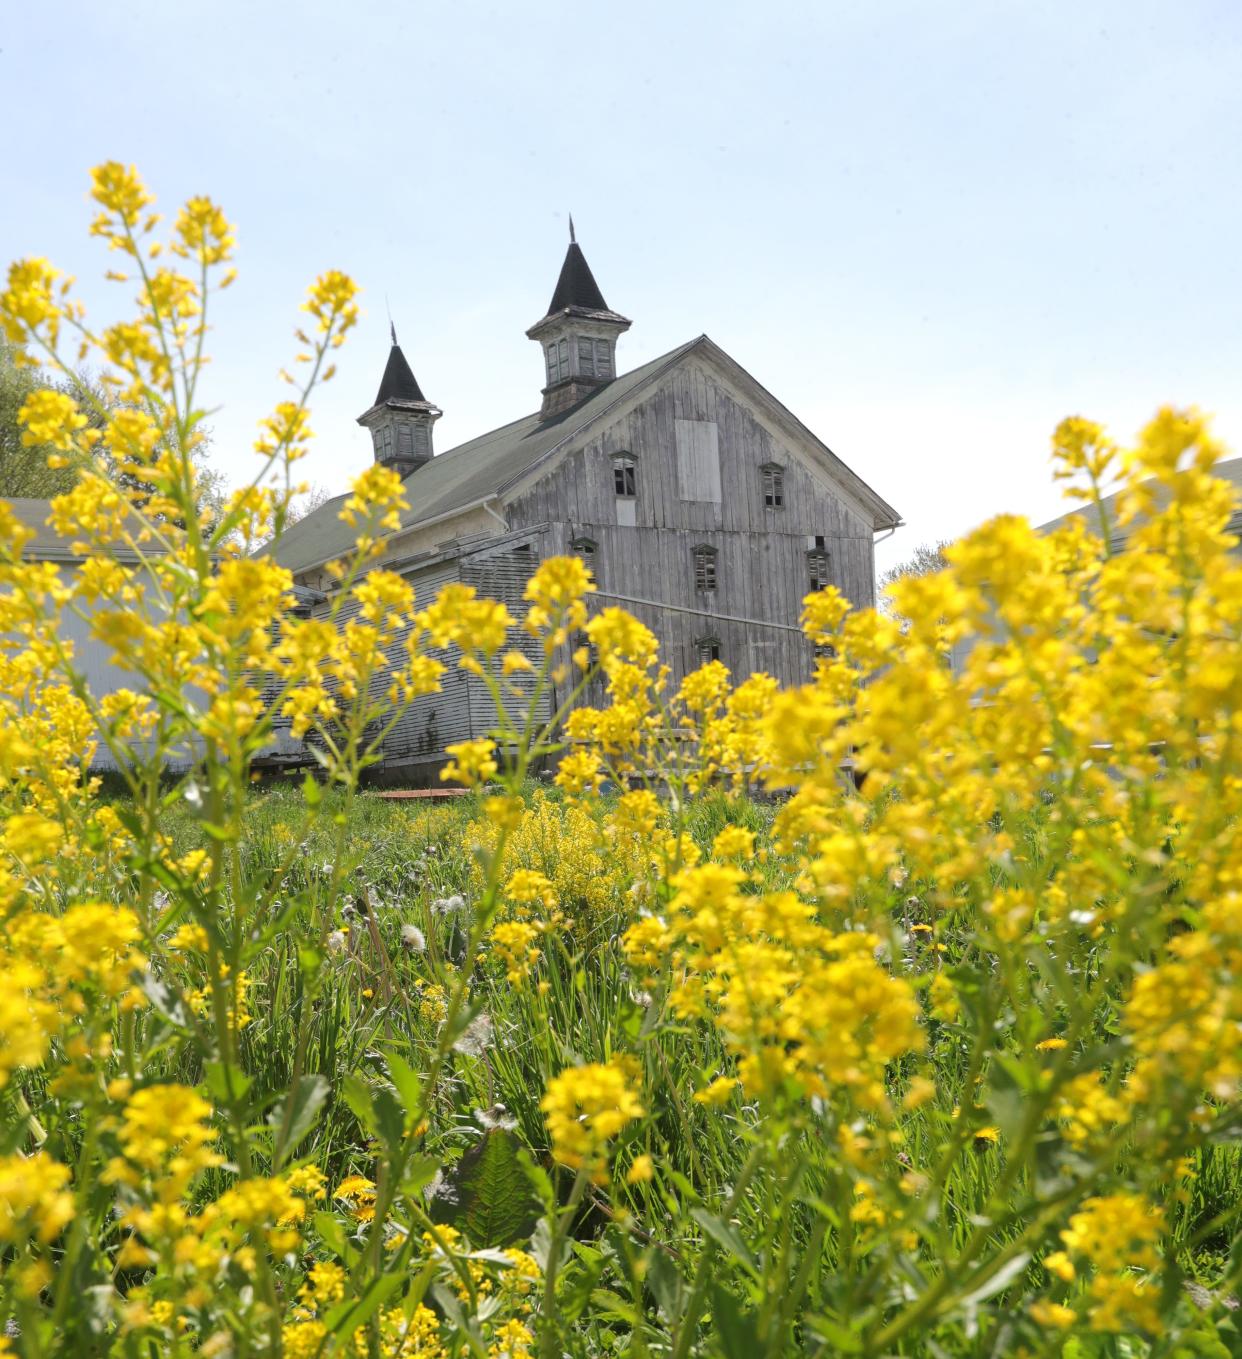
(3, 0), (1240, 572)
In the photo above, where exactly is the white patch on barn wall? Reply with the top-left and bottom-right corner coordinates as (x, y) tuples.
(616, 498), (636, 527)
(674, 418), (722, 504)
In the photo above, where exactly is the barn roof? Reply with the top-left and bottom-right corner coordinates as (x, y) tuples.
(268, 334), (903, 575)
(270, 339), (702, 573)
(2, 498), (153, 563)
(1036, 456), (1242, 539)
(373, 340), (426, 405)
(546, 241), (610, 315)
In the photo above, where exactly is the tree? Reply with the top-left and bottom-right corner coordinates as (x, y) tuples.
(0, 340), (79, 497)
(879, 539), (952, 593)
(285, 482), (333, 527)
(878, 539), (954, 629)
(1, 338), (228, 525)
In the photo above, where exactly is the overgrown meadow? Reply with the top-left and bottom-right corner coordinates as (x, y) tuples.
(1, 167), (1241, 1358)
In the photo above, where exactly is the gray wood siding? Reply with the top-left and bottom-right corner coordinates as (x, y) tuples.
(380, 541), (549, 767)
(506, 360), (876, 689)
(310, 540), (550, 770)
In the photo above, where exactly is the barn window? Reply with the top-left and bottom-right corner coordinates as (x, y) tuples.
(613, 454), (636, 498)
(574, 629), (598, 668)
(761, 463), (784, 509)
(547, 340), (570, 385)
(577, 338), (595, 378)
(813, 641), (836, 660)
(696, 636), (721, 664)
(571, 536), (597, 578)
(693, 545), (718, 593)
(594, 339), (612, 378)
(807, 549), (831, 592)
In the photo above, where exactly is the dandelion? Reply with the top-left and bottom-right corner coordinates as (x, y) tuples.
(474, 1101), (517, 1131)
(334, 1175), (377, 1223)
(453, 1012), (494, 1057)
(400, 923), (426, 952)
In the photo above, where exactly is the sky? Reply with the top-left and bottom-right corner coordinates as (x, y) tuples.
(3, 0), (1240, 574)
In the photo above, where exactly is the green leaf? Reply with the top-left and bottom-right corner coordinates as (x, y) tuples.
(270, 1074), (331, 1166)
(340, 1073), (376, 1134)
(371, 1084), (406, 1153)
(804, 1313), (864, 1352)
(313, 1211), (348, 1259)
(617, 994), (645, 1041)
(690, 1208), (758, 1278)
(560, 1244), (605, 1322)
(384, 1049), (424, 1116)
(431, 1131), (538, 1247)
(982, 1059), (1027, 1141)
(587, 1288), (640, 1324)
(303, 771), (323, 807)
(710, 1280), (761, 1359)
(203, 1061), (253, 1108)
(645, 1248), (685, 1325)
(401, 1154), (440, 1198)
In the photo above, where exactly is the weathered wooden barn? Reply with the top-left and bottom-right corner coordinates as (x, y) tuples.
(270, 233), (903, 779)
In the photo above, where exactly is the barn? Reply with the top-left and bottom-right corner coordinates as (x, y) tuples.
(268, 232), (903, 780)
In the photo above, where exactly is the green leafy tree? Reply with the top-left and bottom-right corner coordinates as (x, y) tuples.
(2, 337), (228, 523)
(0, 339), (79, 497)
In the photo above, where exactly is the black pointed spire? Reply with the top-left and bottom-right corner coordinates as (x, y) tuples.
(374, 338), (425, 406)
(568, 212), (576, 243)
(546, 240), (610, 315)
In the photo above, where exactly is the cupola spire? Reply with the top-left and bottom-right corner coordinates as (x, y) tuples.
(357, 328), (440, 479)
(527, 221), (631, 418)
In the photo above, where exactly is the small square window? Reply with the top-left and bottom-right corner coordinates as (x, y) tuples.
(761, 464), (784, 509)
(696, 637), (721, 664)
(807, 549), (830, 592)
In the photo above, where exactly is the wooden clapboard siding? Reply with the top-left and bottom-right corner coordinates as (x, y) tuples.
(505, 355), (877, 690)
(308, 539), (549, 772)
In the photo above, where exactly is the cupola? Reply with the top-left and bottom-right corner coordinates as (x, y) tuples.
(526, 218), (630, 419)
(356, 326), (441, 478)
